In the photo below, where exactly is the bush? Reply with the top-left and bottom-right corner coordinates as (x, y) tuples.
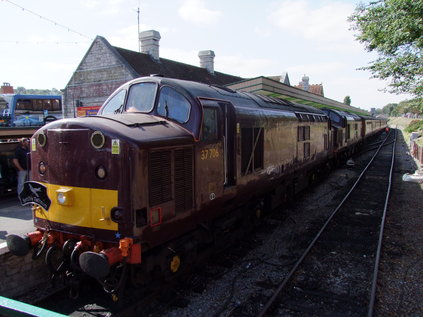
(405, 120), (423, 133)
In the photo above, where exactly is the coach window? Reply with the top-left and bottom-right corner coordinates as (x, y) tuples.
(241, 127), (264, 175)
(202, 107), (218, 141)
(126, 82), (156, 113)
(101, 89), (126, 115)
(157, 87), (191, 123)
(304, 142), (310, 158)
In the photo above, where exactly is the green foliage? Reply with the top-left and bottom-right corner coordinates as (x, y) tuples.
(404, 119), (423, 133)
(379, 97), (422, 116)
(14, 87), (62, 95)
(349, 0), (423, 96)
(343, 96), (351, 105)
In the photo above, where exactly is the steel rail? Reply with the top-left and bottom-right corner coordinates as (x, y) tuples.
(367, 129), (397, 317)
(257, 130), (394, 317)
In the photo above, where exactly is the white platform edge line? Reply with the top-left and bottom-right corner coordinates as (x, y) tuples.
(0, 242), (9, 255)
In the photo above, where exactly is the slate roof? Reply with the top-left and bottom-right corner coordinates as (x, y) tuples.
(112, 45), (243, 86)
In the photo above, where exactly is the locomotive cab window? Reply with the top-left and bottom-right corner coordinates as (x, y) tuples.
(202, 107), (218, 141)
(157, 87), (191, 123)
(101, 89), (127, 115)
(126, 82), (156, 113)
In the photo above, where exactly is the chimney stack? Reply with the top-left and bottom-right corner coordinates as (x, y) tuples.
(198, 50), (215, 74)
(1, 82), (14, 94)
(139, 30), (161, 61)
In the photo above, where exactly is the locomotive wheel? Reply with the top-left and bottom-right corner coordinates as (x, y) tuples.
(45, 245), (65, 274)
(169, 255), (181, 273)
(63, 239), (77, 258)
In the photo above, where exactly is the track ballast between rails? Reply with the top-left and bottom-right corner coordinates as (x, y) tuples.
(258, 129), (397, 317)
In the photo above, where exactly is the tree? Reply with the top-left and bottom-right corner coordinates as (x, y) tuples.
(343, 96), (351, 105)
(349, 0), (423, 97)
(13, 87), (62, 95)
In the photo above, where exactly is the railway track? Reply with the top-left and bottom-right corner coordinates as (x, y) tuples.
(257, 129), (397, 317)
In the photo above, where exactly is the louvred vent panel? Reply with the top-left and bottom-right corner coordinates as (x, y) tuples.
(149, 151), (172, 206)
(174, 148), (193, 212)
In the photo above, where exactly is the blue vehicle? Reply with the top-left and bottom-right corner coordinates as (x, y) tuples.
(0, 94), (62, 127)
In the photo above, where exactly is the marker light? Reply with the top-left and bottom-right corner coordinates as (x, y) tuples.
(56, 188), (73, 206)
(38, 161), (47, 174)
(96, 165), (107, 179)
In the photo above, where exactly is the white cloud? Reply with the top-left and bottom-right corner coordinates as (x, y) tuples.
(218, 55), (274, 78)
(269, 0), (357, 51)
(79, 0), (124, 15)
(286, 61), (347, 77)
(178, 0), (222, 25)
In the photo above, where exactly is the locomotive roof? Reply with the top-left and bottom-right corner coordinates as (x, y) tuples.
(135, 76), (326, 117)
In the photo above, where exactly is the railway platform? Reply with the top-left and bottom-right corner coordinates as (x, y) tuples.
(0, 195), (33, 247)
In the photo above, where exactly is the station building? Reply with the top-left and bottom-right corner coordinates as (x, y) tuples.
(63, 30), (366, 118)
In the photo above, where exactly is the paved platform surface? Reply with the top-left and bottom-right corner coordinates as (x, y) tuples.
(0, 195), (34, 245)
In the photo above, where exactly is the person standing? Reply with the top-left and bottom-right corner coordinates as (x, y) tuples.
(12, 138), (30, 196)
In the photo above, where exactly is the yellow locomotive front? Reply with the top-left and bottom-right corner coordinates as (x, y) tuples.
(7, 117), (144, 295)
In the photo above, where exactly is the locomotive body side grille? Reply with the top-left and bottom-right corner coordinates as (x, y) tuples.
(174, 148), (193, 212)
(149, 151), (172, 206)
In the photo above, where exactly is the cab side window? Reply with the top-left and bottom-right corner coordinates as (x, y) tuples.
(202, 107), (218, 141)
(157, 87), (191, 123)
(101, 90), (126, 115)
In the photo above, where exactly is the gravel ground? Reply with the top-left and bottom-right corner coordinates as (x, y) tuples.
(155, 129), (422, 317)
(375, 130), (423, 317)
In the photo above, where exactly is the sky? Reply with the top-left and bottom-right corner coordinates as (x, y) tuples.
(0, 0), (414, 111)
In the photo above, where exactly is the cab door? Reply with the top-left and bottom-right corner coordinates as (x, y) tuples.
(195, 99), (235, 206)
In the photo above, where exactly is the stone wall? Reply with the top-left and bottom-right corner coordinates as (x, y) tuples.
(0, 243), (49, 298)
(63, 37), (134, 118)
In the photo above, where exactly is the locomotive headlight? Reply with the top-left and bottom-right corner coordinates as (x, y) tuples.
(91, 131), (105, 149)
(37, 132), (47, 147)
(96, 165), (107, 179)
(56, 188), (73, 206)
(38, 161), (47, 174)
(57, 193), (66, 205)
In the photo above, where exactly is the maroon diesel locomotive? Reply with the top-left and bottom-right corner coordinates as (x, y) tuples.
(7, 76), (386, 298)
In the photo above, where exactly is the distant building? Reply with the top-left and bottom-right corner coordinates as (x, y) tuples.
(63, 30), (242, 117)
(1, 83), (14, 94)
(295, 75), (324, 96)
(267, 72), (291, 86)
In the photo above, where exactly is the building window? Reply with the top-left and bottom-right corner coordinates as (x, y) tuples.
(241, 127), (264, 175)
